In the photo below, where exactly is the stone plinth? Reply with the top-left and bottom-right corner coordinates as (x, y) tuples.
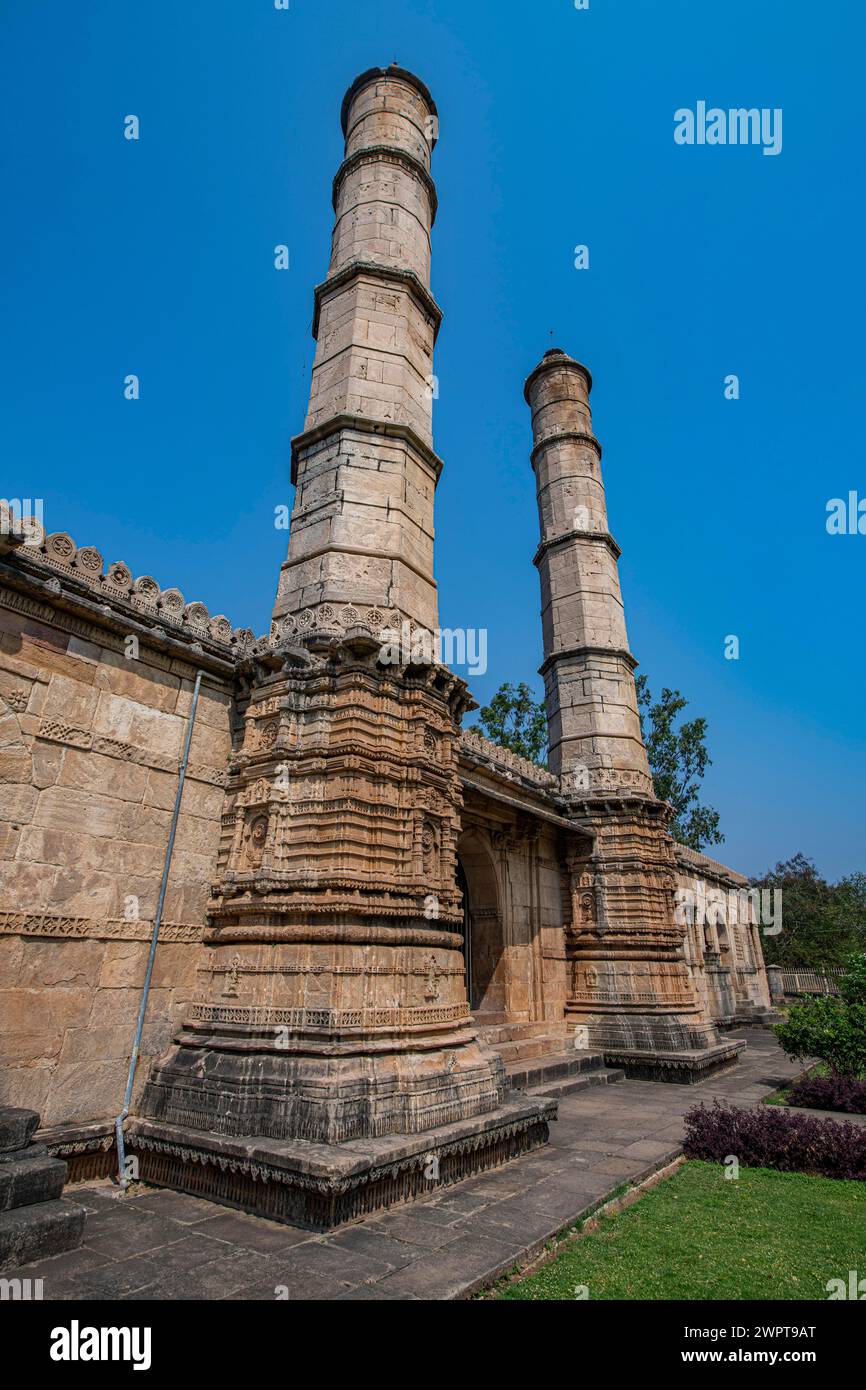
(128, 1092), (554, 1230)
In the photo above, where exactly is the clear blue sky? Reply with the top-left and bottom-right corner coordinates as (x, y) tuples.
(3, 0), (864, 881)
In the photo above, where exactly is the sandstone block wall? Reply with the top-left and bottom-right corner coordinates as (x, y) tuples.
(0, 601), (232, 1129)
(458, 734), (570, 1027)
(676, 847), (773, 1023)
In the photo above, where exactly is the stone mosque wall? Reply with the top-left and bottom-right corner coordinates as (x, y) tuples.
(0, 525), (240, 1135)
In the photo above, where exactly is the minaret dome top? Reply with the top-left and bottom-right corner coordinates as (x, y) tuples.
(340, 65), (438, 144)
(524, 348), (593, 403)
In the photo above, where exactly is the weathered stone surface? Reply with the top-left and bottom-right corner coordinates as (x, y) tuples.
(0, 1153), (66, 1210)
(0, 1104), (85, 1271)
(0, 1107), (39, 1152)
(0, 1198), (85, 1273)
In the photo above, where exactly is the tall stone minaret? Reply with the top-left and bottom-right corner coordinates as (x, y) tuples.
(273, 65), (442, 640)
(524, 348), (651, 795)
(139, 71), (553, 1189)
(525, 348), (741, 1080)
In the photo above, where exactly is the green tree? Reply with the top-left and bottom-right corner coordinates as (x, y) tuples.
(774, 949), (866, 1077)
(756, 854), (866, 969)
(475, 682), (547, 765)
(635, 674), (722, 851)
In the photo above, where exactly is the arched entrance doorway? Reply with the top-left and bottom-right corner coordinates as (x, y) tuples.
(456, 831), (505, 1016)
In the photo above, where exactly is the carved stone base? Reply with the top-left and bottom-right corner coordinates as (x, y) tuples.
(38, 1120), (116, 1184)
(127, 1093), (555, 1230)
(573, 1013), (745, 1082)
(599, 1041), (744, 1083)
(722, 1008), (784, 1030)
(141, 1033), (507, 1146)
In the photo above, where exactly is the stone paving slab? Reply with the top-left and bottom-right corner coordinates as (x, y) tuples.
(17, 1029), (804, 1301)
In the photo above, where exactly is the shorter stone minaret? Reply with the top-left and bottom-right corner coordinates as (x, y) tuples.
(525, 348), (651, 796)
(526, 349), (742, 1080)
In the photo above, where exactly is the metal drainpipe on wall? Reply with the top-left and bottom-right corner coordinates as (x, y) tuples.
(114, 668), (206, 1190)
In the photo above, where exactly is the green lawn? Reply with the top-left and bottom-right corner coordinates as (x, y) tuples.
(496, 1160), (866, 1300)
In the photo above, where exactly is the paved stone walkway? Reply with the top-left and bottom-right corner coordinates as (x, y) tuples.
(20, 1030), (807, 1301)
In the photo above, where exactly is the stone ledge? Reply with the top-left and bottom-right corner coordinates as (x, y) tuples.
(533, 527), (621, 567)
(332, 148), (439, 226)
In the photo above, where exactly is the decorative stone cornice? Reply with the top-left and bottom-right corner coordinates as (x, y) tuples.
(187, 1002), (469, 1031)
(0, 910), (205, 942)
(204, 920), (464, 948)
(460, 727), (556, 790)
(533, 527), (622, 567)
(675, 843), (749, 888)
(290, 411), (445, 486)
(530, 429), (602, 467)
(311, 259), (442, 341)
(1, 531), (267, 668)
(332, 145), (438, 225)
(31, 717), (228, 785)
(539, 644), (639, 677)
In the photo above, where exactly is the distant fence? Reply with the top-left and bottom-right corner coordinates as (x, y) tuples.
(778, 968), (844, 997)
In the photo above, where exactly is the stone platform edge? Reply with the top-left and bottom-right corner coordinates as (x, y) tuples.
(602, 1038), (745, 1083)
(126, 1092), (556, 1230)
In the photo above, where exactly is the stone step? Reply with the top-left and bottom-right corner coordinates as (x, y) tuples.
(0, 1108), (39, 1155)
(0, 1198), (86, 1274)
(524, 1066), (626, 1099)
(476, 1019), (567, 1046)
(732, 1008), (785, 1027)
(0, 1155), (67, 1213)
(503, 1048), (609, 1089)
(489, 1035), (573, 1064)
